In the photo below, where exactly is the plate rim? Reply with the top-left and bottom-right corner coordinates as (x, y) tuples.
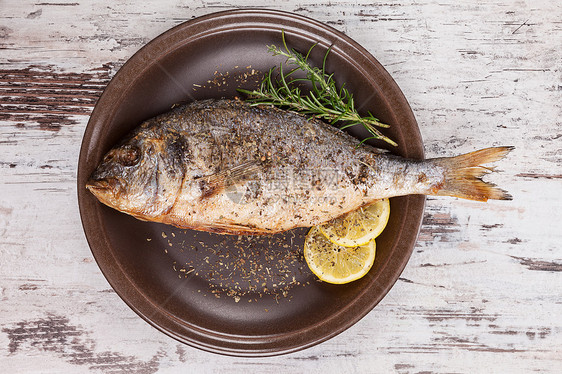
(77, 8), (425, 357)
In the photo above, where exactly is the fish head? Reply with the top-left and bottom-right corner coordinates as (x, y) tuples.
(86, 135), (173, 219)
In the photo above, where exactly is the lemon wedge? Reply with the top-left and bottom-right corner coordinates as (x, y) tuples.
(319, 199), (390, 248)
(304, 227), (376, 284)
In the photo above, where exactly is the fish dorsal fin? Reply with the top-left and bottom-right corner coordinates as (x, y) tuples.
(194, 160), (261, 199)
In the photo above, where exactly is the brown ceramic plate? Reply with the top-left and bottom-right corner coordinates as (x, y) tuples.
(77, 9), (425, 357)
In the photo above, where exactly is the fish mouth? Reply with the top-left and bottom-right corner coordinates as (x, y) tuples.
(86, 177), (121, 194)
(86, 178), (110, 192)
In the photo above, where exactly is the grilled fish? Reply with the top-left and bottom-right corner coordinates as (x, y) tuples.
(86, 99), (512, 234)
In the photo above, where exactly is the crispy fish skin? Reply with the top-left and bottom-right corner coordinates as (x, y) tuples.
(86, 99), (512, 234)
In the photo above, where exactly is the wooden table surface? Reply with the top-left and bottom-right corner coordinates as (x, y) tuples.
(1, 1), (560, 372)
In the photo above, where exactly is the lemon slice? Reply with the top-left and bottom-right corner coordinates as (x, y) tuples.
(319, 199), (390, 248)
(304, 227), (376, 284)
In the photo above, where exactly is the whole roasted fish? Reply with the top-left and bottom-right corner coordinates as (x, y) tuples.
(86, 99), (512, 234)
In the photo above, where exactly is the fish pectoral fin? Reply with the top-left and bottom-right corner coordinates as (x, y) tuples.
(221, 160), (262, 184)
(194, 160), (262, 199)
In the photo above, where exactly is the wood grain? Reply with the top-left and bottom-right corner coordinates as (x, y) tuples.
(1, 0), (561, 372)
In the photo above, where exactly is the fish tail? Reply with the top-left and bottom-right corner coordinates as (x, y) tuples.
(433, 146), (514, 201)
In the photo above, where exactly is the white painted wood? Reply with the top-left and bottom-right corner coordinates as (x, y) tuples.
(1, 0), (560, 372)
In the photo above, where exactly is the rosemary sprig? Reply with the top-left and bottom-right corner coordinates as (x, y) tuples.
(238, 34), (397, 146)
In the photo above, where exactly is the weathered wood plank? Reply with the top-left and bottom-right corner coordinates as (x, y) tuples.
(1, 0), (561, 372)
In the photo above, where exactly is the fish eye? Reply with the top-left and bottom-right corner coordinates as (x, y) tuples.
(117, 146), (140, 166)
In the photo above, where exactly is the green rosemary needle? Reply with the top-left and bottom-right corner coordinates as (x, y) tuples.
(238, 34), (397, 147)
